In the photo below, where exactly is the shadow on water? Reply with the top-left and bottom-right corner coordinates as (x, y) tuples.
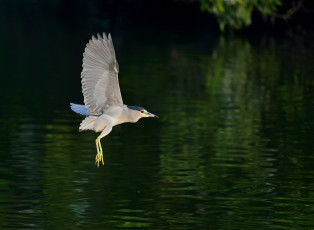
(0, 6), (314, 229)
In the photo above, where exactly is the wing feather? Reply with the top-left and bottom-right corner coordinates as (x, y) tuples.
(81, 33), (123, 115)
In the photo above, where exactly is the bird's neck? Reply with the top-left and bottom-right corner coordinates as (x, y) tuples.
(123, 105), (141, 123)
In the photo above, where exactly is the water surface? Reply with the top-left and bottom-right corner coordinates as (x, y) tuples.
(1, 11), (314, 230)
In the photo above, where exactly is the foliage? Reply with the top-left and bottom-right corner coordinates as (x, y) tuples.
(200, 0), (282, 31)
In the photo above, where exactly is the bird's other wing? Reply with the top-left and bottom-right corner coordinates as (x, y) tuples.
(70, 103), (89, 116)
(81, 33), (123, 115)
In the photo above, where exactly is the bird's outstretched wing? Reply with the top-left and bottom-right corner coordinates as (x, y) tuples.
(81, 33), (123, 115)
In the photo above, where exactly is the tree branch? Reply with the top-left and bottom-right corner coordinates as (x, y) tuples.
(271, 0), (304, 21)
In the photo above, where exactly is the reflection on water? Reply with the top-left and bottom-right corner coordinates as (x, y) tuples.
(1, 15), (314, 230)
(157, 36), (314, 229)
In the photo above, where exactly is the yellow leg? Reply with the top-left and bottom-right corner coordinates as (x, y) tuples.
(95, 138), (104, 167)
(94, 124), (113, 167)
(95, 139), (100, 155)
(98, 139), (104, 165)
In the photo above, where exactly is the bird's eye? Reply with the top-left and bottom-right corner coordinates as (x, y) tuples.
(141, 110), (144, 113)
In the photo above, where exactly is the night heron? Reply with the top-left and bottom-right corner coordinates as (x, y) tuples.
(70, 33), (158, 167)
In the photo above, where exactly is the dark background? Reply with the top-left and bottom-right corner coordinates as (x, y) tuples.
(1, 0), (314, 229)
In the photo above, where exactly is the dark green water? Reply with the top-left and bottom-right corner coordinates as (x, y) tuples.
(1, 11), (314, 230)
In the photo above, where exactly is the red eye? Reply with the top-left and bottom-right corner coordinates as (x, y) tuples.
(141, 110), (144, 113)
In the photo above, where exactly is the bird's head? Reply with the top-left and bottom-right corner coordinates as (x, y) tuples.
(127, 106), (158, 119)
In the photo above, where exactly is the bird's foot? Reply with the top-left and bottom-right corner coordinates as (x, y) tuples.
(95, 152), (104, 167)
(95, 138), (104, 167)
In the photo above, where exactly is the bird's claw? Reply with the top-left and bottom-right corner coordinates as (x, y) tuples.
(95, 138), (104, 167)
(95, 152), (104, 167)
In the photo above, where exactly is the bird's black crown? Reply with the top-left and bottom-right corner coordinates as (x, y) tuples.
(127, 106), (145, 111)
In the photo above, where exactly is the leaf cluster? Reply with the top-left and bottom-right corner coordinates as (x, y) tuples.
(200, 0), (282, 31)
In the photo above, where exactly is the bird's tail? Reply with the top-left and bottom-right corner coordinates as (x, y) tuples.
(70, 103), (89, 116)
(79, 116), (98, 132)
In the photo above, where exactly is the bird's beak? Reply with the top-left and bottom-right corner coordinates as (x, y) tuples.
(146, 112), (159, 118)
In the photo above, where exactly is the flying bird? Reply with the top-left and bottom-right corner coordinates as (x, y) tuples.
(70, 33), (158, 167)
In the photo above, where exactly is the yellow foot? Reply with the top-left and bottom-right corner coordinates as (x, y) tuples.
(95, 151), (104, 167)
(95, 138), (104, 167)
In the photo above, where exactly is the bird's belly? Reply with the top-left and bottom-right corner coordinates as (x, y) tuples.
(113, 119), (125, 126)
(112, 114), (131, 126)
